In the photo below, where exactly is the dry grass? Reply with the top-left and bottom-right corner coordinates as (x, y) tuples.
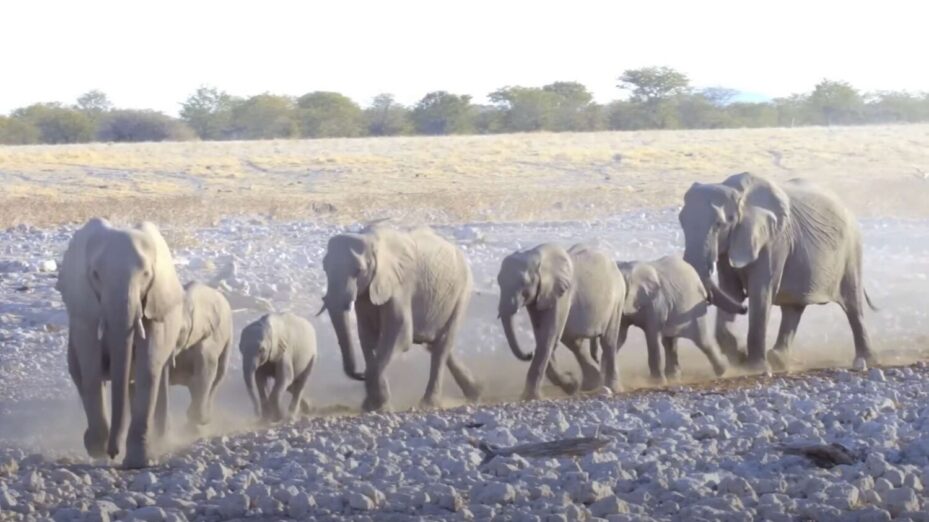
(3, 125), (929, 227)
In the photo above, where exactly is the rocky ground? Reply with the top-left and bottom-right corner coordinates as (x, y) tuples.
(3, 366), (929, 521)
(1, 210), (929, 521)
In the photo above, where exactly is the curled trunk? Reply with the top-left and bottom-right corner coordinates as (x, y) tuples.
(501, 313), (532, 361)
(328, 308), (365, 381)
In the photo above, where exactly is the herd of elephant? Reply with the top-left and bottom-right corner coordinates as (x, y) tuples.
(53, 172), (877, 468)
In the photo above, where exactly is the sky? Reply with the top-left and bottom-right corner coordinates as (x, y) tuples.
(1, 0), (926, 116)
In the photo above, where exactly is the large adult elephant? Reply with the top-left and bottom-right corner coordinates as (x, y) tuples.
(320, 224), (482, 412)
(679, 172), (876, 372)
(57, 218), (184, 468)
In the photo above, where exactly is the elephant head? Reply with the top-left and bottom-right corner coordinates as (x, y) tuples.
(86, 222), (182, 458)
(496, 245), (573, 361)
(239, 315), (284, 418)
(320, 229), (412, 381)
(680, 172), (790, 280)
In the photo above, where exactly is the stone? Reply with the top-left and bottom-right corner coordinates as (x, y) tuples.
(128, 506), (168, 522)
(131, 472), (159, 492)
(881, 487), (919, 516)
(218, 493), (249, 518)
(590, 496), (630, 517)
(38, 260), (58, 273)
(287, 492), (316, 518)
(471, 482), (516, 505)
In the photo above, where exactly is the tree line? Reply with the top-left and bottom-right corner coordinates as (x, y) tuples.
(2, 66), (929, 145)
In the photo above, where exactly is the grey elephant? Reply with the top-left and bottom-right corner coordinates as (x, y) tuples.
(170, 282), (232, 429)
(679, 172), (876, 372)
(240, 312), (317, 422)
(320, 224), (482, 412)
(497, 242), (626, 400)
(57, 218), (184, 468)
(615, 255), (747, 383)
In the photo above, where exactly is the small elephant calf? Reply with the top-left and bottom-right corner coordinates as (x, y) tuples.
(616, 255), (747, 382)
(240, 312), (317, 422)
(171, 282), (233, 428)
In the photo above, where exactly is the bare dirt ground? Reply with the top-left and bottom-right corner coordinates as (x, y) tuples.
(3, 124), (929, 228)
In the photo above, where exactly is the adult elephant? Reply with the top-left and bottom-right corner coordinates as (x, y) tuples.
(679, 172), (875, 372)
(57, 218), (184, 468)
(320, 224), (482, 412)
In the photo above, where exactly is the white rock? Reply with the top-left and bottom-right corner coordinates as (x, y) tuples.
(287, 492), (315, 518)
(206, 462), (230, 482)
(347, 492), (375, 511)
(866, 453), (889, 477)
(218, 493), (249, 518)
(37, 260), (57, 273)
(131, 472), (158, 492)
(128, 506), (167, 522)
(867, 368), (886, 382)
(471, 481), (516, 505)
(881, 487), (919, 516)
(590, 496), (630, 517)
(883, 467), (904, 487)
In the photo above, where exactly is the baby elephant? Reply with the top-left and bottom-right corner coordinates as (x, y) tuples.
(615, 255), (747, 383)
(240, 313), (317, 422)
(171, 282), (233, 428)
(498, 242), (626, 400)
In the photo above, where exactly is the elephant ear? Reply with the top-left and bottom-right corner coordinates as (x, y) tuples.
(369, 231), (414, 306)
(536, 248), (573, 310)
(729, 207), (779, 268)
(625, 264), (661, 315)
(728, 175), (790, 269)
(139, 222), (184, 320)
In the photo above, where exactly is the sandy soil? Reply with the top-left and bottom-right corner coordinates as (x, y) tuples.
(3, 125), (929, 228)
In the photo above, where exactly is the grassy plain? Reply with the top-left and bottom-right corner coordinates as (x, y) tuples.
(2, 124), (929, 227)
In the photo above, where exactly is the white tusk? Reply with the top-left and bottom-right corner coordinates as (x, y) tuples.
(97, 322), (104, 341)
(136, 316), (147, 340)
(347, 301), (355, 312)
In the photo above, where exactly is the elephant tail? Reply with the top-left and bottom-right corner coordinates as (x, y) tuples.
(864, 289), (880, 312)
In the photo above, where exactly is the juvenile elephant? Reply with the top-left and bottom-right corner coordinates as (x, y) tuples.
(498, 242), (626, 400)
(320, 224), (482, 412)
(170, 282), (232, 429)
(240, 313), (317, 422)
(680, 172), (876, 372)
(616, 255), (747, 383)
(57, 218), (184, 468)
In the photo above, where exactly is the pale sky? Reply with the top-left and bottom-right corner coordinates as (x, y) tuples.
(1, 0), (926, 116)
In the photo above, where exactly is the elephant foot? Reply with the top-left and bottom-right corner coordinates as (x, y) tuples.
(744, 357), (772, 377)
(361, 395), (391, 413)
(648, 374), (668, 387)
(418, 396), (444, 411)
(559, 377), (580, 396)
(769, 350), (791, 373)
(83, 429), (108, 459)
(462, 383), (483, 403)
(666, 366), (683, 382)
(711, 362), (728, 378)
(123, 443), (155, 469)
(580, 376), (603, 393)
(853, 356), (870, 372)
(591, 386), (615, 398)
(521, 388), (543, 402)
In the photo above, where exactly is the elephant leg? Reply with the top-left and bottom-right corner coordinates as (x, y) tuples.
(544, 350), (579, 395)
(423, 294), (479, 407)
(187, 345), (219, 426)
(270, 360), (295, 422)
(644, 311), (665, 384)
(363, 307), (411, 412)
(71, 322), (109, 459)
(287, 356), (315, 419)
(446, 352), (482, 403)
(770, 305), (805, 373)
(662, 337), (681, 381)
(256, 373), (272, 422)
(523, 305), (570, 401)
(564, 337), (602, 391)
(745, 280), (773, 373)
(125, 338), (173, 468)
(421, 341), (451, 409)
(154, 362), (170, 441)
(844, 303), (874, 371)
(693, 320), (728, 377)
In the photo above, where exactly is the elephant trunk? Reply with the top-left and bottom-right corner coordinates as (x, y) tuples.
(328, 307), (365, 381)
(501, 312), (532, 362)
(105, 297), (141, 460)
(243, 359), (261, 418)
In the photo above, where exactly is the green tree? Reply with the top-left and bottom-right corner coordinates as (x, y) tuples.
(675, 93), (730, 129)
(489, 86), (555, 132)
(76, 90), (113, 116)
(365, 94), (412, 136)
(864, 91), (929, 123)
(699, 87), (738, 107)
(96, 110), (196, 142)
(411, 91), (474, 135)
(543, 82), (599, 131)
(180, 87), (238, 140)
(773, 94), (809, 127)
(807, 80), (863, 125)
(0, 116), (40, 144)
(228, 94), (298, 140)
(296, 91), (364, 138)
(724, 102), (778, 128)
(11, 103), (95, 144)
(617, 66), (690, 128)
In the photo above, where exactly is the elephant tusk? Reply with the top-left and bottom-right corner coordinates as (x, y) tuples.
(316, 303), (327, 317)
(136, 316), (146, 340)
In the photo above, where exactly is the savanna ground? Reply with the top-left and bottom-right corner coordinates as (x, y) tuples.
(2, 125), (929, 521)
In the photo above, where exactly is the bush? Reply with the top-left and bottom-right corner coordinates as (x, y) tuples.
(412, 91), (474, 135)
(0, 116), (40, 144)
(228, 94), (298, 140)
(11, 103), (95, 144)
(97, 110), (196, 142)
(297, 91), (365, 138)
